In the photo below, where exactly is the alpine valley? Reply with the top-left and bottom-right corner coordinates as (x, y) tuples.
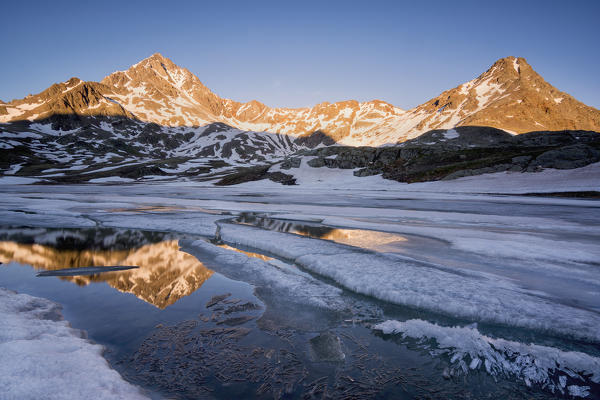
(1, 53), (599, 185)
(2, 53), (600, 400)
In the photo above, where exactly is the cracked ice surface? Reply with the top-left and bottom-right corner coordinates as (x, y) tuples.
(218, 223), (600, 343)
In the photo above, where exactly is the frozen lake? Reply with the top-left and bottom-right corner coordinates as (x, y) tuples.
(0, 181), (599, 399)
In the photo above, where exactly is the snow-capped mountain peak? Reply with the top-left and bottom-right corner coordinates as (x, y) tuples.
(1, 55), (599, 145)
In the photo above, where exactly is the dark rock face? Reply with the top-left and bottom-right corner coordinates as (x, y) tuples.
(267, 171), (296, 185)
(214, 165), (296, 186)
(294, 130), (336, 148)
(531, 144), (600, 170)
(280, 157), (301, 169)
(406, 126), (514, 149)
(301, 128), (600, 183)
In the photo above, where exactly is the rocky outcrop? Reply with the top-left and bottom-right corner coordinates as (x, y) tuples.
(530, 144), (600, 170)
(301, 128), (600, 183)
(214, 165), (296, 186)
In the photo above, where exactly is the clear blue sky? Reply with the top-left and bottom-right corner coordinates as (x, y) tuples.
(1, 0), (599, 109)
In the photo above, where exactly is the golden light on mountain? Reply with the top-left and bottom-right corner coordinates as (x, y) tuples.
(1, 54), (597, 146)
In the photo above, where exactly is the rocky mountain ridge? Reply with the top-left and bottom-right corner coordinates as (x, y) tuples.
(1, 54), (599, 146)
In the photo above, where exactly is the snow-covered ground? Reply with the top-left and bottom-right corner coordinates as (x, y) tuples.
(0, 288), (148, 399)
(263, 159), (600, 193)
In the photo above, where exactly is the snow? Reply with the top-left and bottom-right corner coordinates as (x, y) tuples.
(247, 158), (390, 189)
(373, 319), (599, 397)
(88, 176), (135, 183)
(474, 77), (503, 111)
(237, 159), (600, 194)
(0, 131), (42, 139)
(82, 162), (139, 174)
(569, 385), (592, 398)
(0, 288), (148, 400)
(0, 176), (41, 184)
(0, 139), (21, 148)
(28, 123), (80, 136)
(443, 128), (459, 139)
(4, 164), (22, 175)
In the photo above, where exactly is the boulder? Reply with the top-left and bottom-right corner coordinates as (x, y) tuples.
(533, 144), (600, 169)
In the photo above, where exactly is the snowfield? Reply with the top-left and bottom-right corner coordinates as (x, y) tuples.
(0, 288), (148, 400)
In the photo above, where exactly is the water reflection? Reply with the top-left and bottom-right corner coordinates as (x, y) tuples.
(217, 243), (274, 261)
(235, 213), (407, 253)
(109, 205), (223, 215)
(0, 228), (213, 309)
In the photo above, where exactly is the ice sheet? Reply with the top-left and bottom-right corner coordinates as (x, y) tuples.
(182, 239), (348, 310)
(96, 212), (223, 237)
(218, 223), (600, 342)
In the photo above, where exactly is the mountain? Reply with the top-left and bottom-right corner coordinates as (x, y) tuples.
(1, 54), (599, 185)
(406, 57), (600, 136)
(1, 54), (598, 146)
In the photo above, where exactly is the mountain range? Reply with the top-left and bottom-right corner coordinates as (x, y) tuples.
(2, 53), (599, 145)
(0, 54), (599, 184)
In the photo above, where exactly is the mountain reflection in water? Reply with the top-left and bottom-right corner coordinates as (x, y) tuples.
(236, 214), (407, 252)
(0, 233), (213, 309)
(216, 243), (274, 261)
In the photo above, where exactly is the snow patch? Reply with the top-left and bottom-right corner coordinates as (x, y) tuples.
(0, 176), (41, 185)
(444, 129), (459, 139)
(88, 176), (135, 183)
(0, 288), (148, 399)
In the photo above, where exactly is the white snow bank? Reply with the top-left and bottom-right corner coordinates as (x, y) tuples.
(0, 176), (41, 185)
(373, 319), (599, 398)
(236, 157), (391, 190)
(443, 129), (459, 139)
(0, 288), (148, 400)
(88, 176), (135, 183)
(218, 223), (600, 342)
(403, 161), (600, 194)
